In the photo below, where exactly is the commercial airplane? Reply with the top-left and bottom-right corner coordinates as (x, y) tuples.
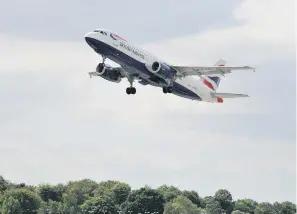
(85, 29), (255, 103)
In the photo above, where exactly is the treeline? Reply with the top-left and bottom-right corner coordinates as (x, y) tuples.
(0, 176), (295, 214)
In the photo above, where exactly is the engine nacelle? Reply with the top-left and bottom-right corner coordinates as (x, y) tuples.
(96, 63), (122, 83)
(145, 61), (176, 83)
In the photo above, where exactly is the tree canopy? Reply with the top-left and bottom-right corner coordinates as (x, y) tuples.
(0, 176), (295, 214)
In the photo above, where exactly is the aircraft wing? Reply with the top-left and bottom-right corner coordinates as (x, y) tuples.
(171, 65), (255, 78)
(211, 92), (249, 98)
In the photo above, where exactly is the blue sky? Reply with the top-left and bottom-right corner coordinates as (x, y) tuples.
(0, 0), (295, 203)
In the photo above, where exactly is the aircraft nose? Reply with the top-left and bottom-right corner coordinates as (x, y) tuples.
(84, 32), (95, 39)
(85, 32), (97, 47)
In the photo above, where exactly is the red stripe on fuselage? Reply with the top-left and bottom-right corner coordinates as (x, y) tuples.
(203, 79), (215, 90)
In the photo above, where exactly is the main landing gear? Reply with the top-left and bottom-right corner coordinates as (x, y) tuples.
(98, 55), (137, 95)
(126, 87), (136, 95)
(126, 75), (136, 95)
(97, 55), (106, 73)
(162, 86), (173, 94)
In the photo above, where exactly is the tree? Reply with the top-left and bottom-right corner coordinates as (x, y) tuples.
(156, 185), (182, 202)
(235, 199), (257, 214)
(0, 176), (296, 214)
(1, 196), (22, 214)
(94, 180), (120, 196)
(60, 191), (83, 214)
(111, 182), (131, 205)
(94, 180), (131, 206)
(164, 195), (202, 214)
(281, 201), (296, 214)
(37, 200), (64, 214)
(214, 189), (234, 214)
(182, 190), (203, 208)
(2, 188), (41, 213)
(37, 184), (63, 202)
(206, 198), (224, 214)
(273, 201), (296, 214)
(121, 186), (164, 214)
(81, 195), (118, 214)
(65, 179), (98, 205)
(254, 202), (275, 214)
(0, 176), (8, 193)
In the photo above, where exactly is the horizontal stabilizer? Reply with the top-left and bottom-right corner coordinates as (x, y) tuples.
(211, 92), (249, 98)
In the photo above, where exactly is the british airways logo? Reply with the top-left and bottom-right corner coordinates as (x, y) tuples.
(110, 33), (126, 41)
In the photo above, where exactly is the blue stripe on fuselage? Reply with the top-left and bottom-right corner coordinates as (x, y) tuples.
(85, 37), (201, 100)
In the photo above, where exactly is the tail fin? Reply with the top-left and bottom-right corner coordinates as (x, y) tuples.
(202, 59), (226, 91)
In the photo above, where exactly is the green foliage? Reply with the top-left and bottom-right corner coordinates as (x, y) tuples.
(182, 190), (203, 208)
(66, 179), (98, 205)
(0, 177), (8, 193)
(278, 201), (297, 214)
(1, 196), (22, 214)
(111, 182), (131, 205)
(235, 199), (258, 213)
(164, 195), (202, 214)
(0, 175), (295, 214)
(214, 189), (234, 214)
(121, 186), (164, 214)
(156, 185), (182, 202)
(206, 198), (224, 214)
(81, 195), (118, 214)
(94, 180), (131, 205)
(36, 184), (63, 202)
(2, 188), (41, 213)
(255, 201), (297, 214)
(37, 200), (64, 214)
(254, 202), (276, 214)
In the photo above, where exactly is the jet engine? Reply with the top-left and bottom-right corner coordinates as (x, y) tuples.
(145, 61), (176, 83)
(96, 63), (122, 83)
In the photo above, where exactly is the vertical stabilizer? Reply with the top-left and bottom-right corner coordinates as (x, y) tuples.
(202, 59), (226, 91)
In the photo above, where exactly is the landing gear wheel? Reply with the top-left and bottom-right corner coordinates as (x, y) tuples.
(126, 87), (131, 95)
(126, 87), (136, 95)
(163, 86), (172, 94)
(131, 87), (136, 94)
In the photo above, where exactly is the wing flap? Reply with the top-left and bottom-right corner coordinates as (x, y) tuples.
(211, 92), (249, 98)
(172, 65), (255, 77)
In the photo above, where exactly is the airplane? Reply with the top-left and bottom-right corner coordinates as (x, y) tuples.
(85, 29), (255, 103)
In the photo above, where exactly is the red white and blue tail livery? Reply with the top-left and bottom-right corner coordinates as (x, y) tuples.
(85, 29), (255, 103)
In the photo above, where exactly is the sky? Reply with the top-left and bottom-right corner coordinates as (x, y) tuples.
(0, 0), (296, 203)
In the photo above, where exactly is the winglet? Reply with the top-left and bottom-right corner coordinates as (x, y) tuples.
(244, 65), (256, 72)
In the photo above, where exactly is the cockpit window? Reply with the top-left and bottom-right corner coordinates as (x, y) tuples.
(93, 29), (108, 36)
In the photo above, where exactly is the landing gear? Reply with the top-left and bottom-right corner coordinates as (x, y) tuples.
(162, 86), (173, 94)
(96, 55), (106, 73)
(126, 75), (136, 95)
(126, 87), (136, 95)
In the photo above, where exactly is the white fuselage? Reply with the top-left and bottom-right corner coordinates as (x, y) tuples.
(85, 29), (219, 102)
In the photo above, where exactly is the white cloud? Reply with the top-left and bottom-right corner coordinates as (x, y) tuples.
(0, 0), (295, 203)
